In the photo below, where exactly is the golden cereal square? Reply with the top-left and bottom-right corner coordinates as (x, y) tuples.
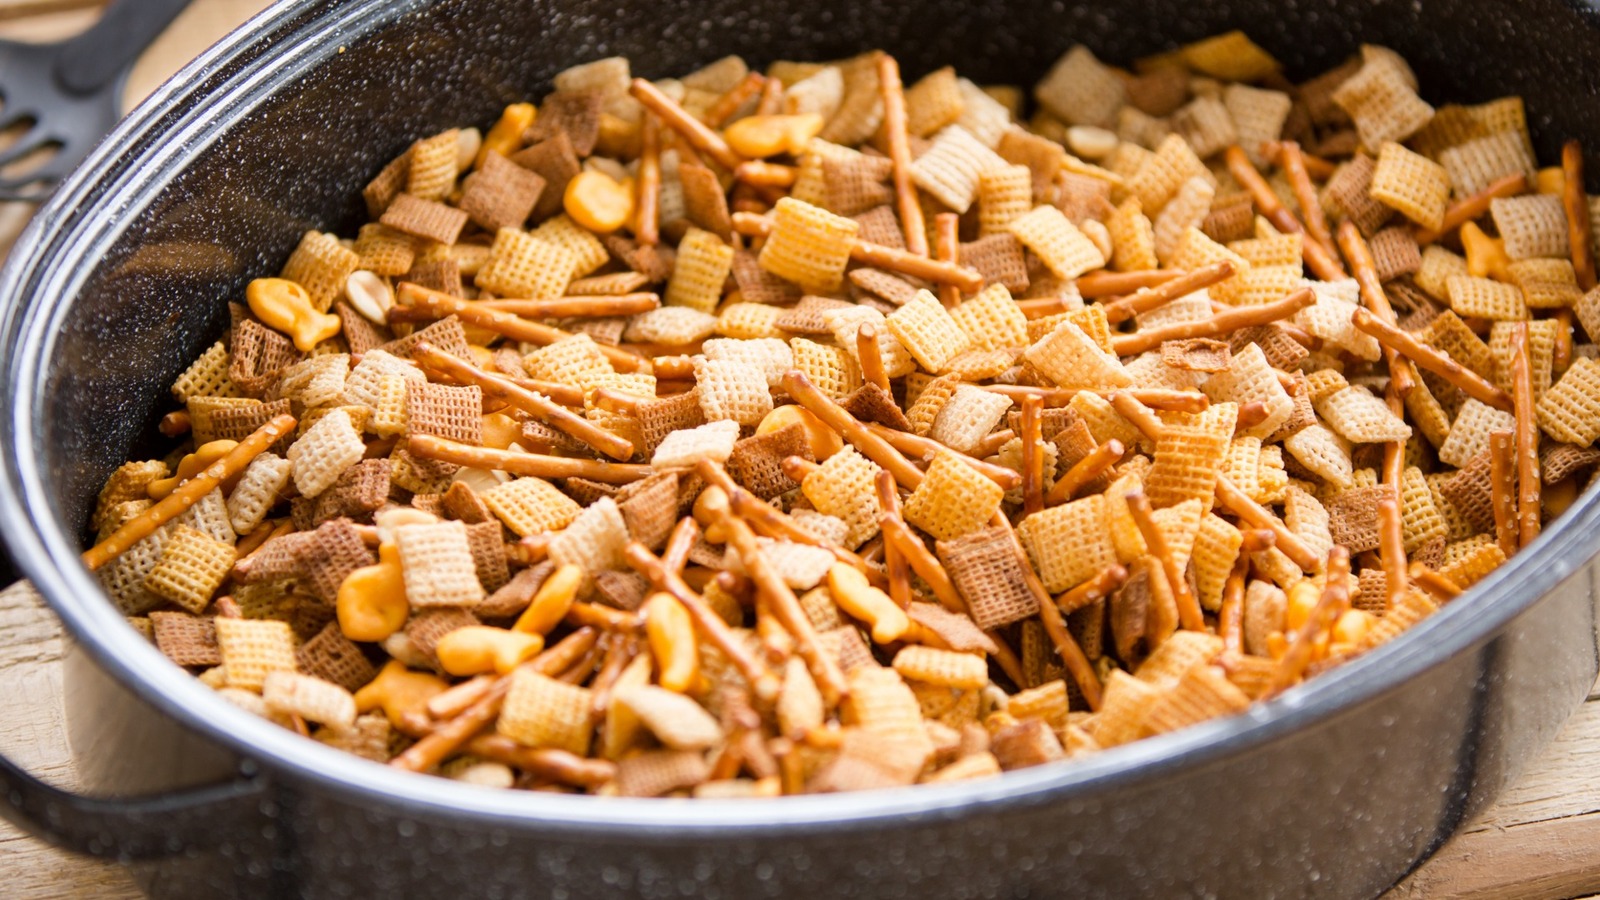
(758, 198), (859, 292)
(903, 451), (1006, 541)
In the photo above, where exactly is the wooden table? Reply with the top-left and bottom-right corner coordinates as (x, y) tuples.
(2, 3), (1600, 898)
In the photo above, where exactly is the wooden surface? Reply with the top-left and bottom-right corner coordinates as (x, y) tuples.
(3, 2), (1600, 898)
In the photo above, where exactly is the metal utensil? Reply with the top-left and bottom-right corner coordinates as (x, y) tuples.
(0, 0), (189, 201)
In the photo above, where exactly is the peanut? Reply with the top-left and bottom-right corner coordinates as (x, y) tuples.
(344, 270), (393, 324)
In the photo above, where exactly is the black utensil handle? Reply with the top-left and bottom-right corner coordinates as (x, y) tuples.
(0, 749), (263, 859)
(54, 0), (193, 96)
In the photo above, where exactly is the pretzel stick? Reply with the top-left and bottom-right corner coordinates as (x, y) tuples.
(407, 435), (652, 483)
(566, 601), (644, 633)
(1015, 296), (1080, 319)
(1019, 395), (1046, 515)
(633, 113), (663, 245)
(734, 160), (798, 187)
(586, 635), (637, 718)
(1408, 562), (1464, 601)
(877, 517), (967, 613)
(695, 460), (883, 580)
(1414, 173), (1529, 244)
(1564, 141), (1597, 291)
(1348, 307), (1513, 411)
(1260, 141), (1337, 180)
(981, 385), (1209, 413)
(1489, 429), (1519, 557)
(662, 515), (699, 574)
(629, 78), (742, 171)
(862, 423), (1022, 489)
(1224, 146), (1346, 280)
(1099, 261), (1236, 324)
(1123, 489), (1205, 632)
(856, 322), (891, 393)
(507, 534), (550, 567)
(714, 497), (849, 704)
(84, 413), (297, 570)
(1511, 322), (1542, 547)
(412, 341), (634, 461)
(1111, 286), (1314, 355)
(1279, 141), (1339, 265)
(971, 429), (1016, 458)
(477, 293), (660, 318)
(1235, 401), (1270, 434)
(1376, 492), (1406, 611)
(1215, 476), (1320, 571)
(626, 541), (780, 701)
(874, 470), (914, 609)
(1239, 528), (1277, 553)
(936, 213), (961, 306)
(703, 71), (766, 127)
(1045, 438), (1124, 505)
(1107, 390), (1166, 443)
(1553, 310), (1574, 376)
(1054, 563), (1129, 615)
(731, 212), (982, 291)
(1076, 269), (1182, 298)
(395, 283), (646, 373)
(1269, 546), (1350, 693)
(877, 54), (928, 257)
(1218, 554), (1250, 655)
(426, 675), (495, 720)
(233, 519), (280, 559)
(988, 512), (1102, 709)
(1335, 222), (1417, 396)
(389, 627), (599, 773)
(784, 370), (925, 489)
(158, 410), (191, 438)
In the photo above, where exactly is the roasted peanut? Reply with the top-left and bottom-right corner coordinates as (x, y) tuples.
(247, 277), (342, 352)
(344, 270), (393, 324)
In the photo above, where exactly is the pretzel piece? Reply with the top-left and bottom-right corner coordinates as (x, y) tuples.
(1377, 492), (1406, 611)
(1279, 141), (1338, 265)
(629, 78), (741, 170)
(1409, 562), (1464, 602)
(1511, 323), (1542, 547)
(862, 423), (1021, 490)
(1046, 438), (1124, 506)
(390, 626), (599, 773)
(990, 512), (1102, 710)
(412, 341), (633, 461)
(1124, 490), (1204, 633)
(626, 540), (780, 701)
(936, 213), (961, 307)
(635, 114), (662, 245)
(1336, 222), (1417, 396)
(878, 54), (929, 257)
(1348, 308), (1513, 411)
(84, 414), (296, 571)
(1269, 546), (1350, 693)
(1054, 562), (1129, 616)
(1489, 429), (1518, 557)
(1564, 141), (1597, 291)
(1111, 287), (1314, 355)
(1218, 554), (1249, 655)
(873, 470), (913, 610)
(703, 71), (766, 127)
(856, 322), (891, 393)
(716, 497), (848, 704)
(1214, 475), (1320, 571)
(1076, 269), (1183, 298)
(407, 435), (653, 483)
(479, 293), (660, 319)
(1099, 261), (1236, 325)
(396, 283), (645, 373)
(695, 460), (883, 580)
(734, 160), (797, 187)
(784, 370), (925, 490)
(1223, 146), (1346, 280)
(732, 212), (982, 290)
(1414, 173), (1529, 245)
(1020, 395), (1045, 515)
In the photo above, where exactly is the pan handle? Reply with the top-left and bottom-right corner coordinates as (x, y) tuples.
(0, 750), (264, 859)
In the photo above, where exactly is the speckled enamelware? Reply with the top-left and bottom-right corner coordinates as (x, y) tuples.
(1, 1), (1599, 897)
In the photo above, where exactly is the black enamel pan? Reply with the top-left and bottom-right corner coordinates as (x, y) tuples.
(1, 0), (1598, 896)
